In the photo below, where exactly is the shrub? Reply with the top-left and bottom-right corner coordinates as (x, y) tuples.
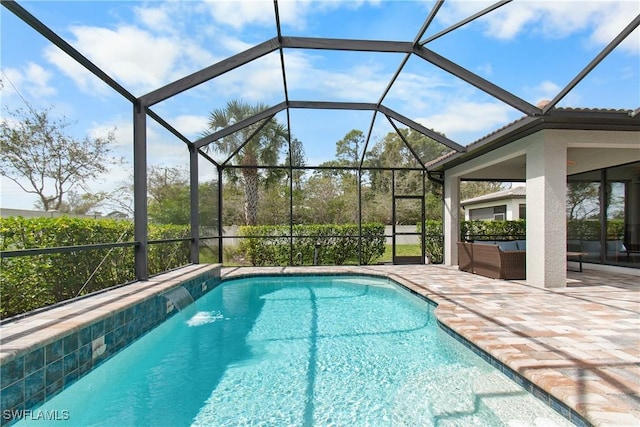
(460, 219), (526, 241)
(419, 219), (528, 264)
(238, 223), (386, 266)
(419, 220), (444, 264)
(0, 217), (189, 319)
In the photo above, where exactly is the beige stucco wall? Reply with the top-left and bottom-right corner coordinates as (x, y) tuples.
(463, 197), (525, 221)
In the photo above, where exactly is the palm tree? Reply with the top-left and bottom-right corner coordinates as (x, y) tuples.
(204, 100), (288, 226)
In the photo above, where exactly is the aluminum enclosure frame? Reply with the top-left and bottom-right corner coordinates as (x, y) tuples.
(2, 0), (639, 279)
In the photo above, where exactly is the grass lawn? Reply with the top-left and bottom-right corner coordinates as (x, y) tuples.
(378, 244), (422, 263)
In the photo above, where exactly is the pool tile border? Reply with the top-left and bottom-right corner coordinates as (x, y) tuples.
(369, 275), (588, 426)
(384, 273), (592, 427)
(435, 321), (591, 427)
(0, 264), (221, 426)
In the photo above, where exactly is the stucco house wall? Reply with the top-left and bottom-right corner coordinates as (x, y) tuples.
(461, 187), (526, 221)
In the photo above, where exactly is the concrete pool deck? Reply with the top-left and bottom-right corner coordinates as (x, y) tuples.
(222, 265), (640, 426)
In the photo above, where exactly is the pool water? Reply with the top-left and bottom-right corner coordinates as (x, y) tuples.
(20, 276), (572, 426)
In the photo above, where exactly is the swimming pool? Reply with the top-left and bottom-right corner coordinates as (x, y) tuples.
(17, 275), (572, 426)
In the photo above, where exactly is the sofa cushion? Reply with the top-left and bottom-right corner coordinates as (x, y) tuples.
(497, 241), (519, 251)
(606, 240), (627, 255)
(581, 240), (601, 255)
(567, 239), (582, 252)
(515, 240), (526, 251)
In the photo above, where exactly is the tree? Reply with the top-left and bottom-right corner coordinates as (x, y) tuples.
(303, 173), (356, 224)
(0, 106), (119, 211)
(204, 100), (288, 226)
(316, 129), (364, 193)
(147, 166), (190, 224)
(365, 128), (450, 220)
(57, 190), (109, 215)
(336, 129), (364, 166)
(145, 166), (223, 226)
(460, 181), (504, 202)
(287, 137), (306, 192)
(366, 128), (449, 192)
(566, 181), (600, 220)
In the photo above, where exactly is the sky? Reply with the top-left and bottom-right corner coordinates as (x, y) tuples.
(1, 0), (639, 210)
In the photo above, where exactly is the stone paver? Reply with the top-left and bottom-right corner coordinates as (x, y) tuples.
(222, 265), (640, 427)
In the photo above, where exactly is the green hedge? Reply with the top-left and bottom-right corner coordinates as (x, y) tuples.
(0, 217), (190, 319)
(567, 219), (625, 240)
(460, 219), (622, 242)
(419, 220), (527, 264)
(460, 219), (526, 240)
(417, 220), (444, 264)
(238, 223), (386, 266)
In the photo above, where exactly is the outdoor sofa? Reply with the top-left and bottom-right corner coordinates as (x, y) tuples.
(567, 239), (628, 260)
(457, 240), (526, 280)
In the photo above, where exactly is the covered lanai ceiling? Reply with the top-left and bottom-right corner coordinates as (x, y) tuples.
(3, 0), (639, 172)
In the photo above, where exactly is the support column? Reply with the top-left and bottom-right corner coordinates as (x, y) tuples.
(526, 134), (567, 288)
(357, 170), (362, 265)
(189, 146), (199, 264)
(444, 172), (460, 266)
(217, 167), (224, 264)
(133, 102), (148, 280)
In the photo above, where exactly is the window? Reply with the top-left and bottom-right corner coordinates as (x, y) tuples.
(493, 205), (506, 220)
(567, 161), (639, 269)
(469, 205), (506, 221)
(469, 207), (493, 220)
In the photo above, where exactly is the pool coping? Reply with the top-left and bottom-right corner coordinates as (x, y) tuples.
(383, 272), (594, 427)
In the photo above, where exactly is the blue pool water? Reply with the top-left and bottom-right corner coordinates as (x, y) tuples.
(20, 275), (572, 426)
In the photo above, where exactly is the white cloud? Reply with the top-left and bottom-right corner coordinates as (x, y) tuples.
(214, 52), (286, 101)
(202, 0), (382, 31)
(44, 47), (111, 96)
(204, 0), (275, 30)
(484, 4), (535, 40)
(526, 80), (561, 105)
(0, 177), (41, 210)
(25, 63), (57, 97)
(589, 4), (640, 53)
(415, 101), (513, 142)
(87, 120), (133, 150)
(84, 118), (192, 195)
(441, 1), (639, 53)
(171, 114), (210, 139)
(145, 121), (193, 167)
(295, 64), (390, 102)
(67, 25), (177, 89)
(387, 71), (454, 112)
(273, 52), (450, 107)
(476, 63), (493, 77)
(44, 24), (217, 96)
(1, 63), (56, 100)
(135, 6), (174, 33)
